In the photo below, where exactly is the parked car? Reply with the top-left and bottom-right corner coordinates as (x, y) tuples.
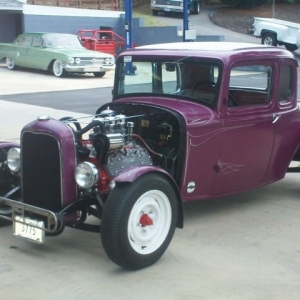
(1, 42), (300, 270)
(76, 29), (137, 57)
(248, 17), (300, 51)
(0, 32), (115, 77)
(151, 0), (200, 15)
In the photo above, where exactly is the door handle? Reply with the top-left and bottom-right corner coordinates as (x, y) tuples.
(272, 113), (281, 124)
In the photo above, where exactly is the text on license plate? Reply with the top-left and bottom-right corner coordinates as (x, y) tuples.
(13, 216), (45, 243)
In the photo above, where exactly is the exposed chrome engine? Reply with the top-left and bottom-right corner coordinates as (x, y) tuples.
(61, 103), (182, 192)
(88, 108), (153, 177)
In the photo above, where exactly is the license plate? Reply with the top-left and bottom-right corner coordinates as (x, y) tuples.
(164, 8), (171, 11)
(13, 216), (45, 243)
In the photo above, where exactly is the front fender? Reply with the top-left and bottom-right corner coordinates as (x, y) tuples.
(0, 141), (19, 149)
(113, 166), (184, 228)
(113, 165), (171, 183)
(0, 141), (20, 199)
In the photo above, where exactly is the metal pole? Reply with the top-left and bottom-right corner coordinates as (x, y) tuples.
(124, 0), (135, 74)
(183, 0), (188, 42)
(125, 0), (132, 49)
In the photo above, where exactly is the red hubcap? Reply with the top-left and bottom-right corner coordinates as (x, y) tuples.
(139, 213), (153, 227)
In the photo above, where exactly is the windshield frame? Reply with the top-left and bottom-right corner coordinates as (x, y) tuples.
(113, 55), (223, 109)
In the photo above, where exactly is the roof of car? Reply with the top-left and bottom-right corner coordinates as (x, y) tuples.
(122, 42), (296, 62)
(20, 32), (76, 36)
(136, 42), (265, 51)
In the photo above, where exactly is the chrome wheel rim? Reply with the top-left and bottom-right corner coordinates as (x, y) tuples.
(53, 60), (63, 77)
(6, 58), (14, 69)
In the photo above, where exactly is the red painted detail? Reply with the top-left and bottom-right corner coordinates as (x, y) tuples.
(139, 214), (153, 227)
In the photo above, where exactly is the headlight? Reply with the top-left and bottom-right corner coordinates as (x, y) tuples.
(68, 57), (75, 64)
(104, 57), (115, 65)
(75, 57), (81, 64)
(7, 147), (21, 173)
(75, 162), (99, 189)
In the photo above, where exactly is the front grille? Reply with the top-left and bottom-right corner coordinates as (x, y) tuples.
(22, 132), (62, 212)
(78, 58), (113, 66)
(156, 0), (181, 6)
(80, 58), (104, 65)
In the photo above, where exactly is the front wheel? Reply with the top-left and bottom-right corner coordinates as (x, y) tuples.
(101, 174), (178, 270)
(0, 216), (11, 227)
(6, 57), (16, 70)
(52, 60), (67, 77)
(93, 71), (106, 77)
(261, 33), (277, 46)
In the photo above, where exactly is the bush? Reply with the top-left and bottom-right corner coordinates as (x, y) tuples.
(219, 0), (300, 7)
(219, 0), (267, 7)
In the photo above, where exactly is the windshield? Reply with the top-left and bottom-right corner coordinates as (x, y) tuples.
(43, 34), (83, 49)
(115, 56), (221, 107)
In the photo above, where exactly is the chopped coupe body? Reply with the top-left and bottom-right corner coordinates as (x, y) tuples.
(0, 32), (115, 77)
(1, 42), (300, 269)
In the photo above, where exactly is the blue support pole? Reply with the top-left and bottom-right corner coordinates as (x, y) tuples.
(125, 0), (132, 49)
(183, 0), (188, 42)
(124, 0), (135, 74)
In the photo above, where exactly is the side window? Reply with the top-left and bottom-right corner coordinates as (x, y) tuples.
(228, 65), (272, 107)
(18, 36), (32, 46)
(278, 64), (293, 103)
(32, 36), (42, 47)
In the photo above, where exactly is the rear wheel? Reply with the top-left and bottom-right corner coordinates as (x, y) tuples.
(101, 174), (178, 270)
(285, 44), (299, 52)
(6, 57), (16, 70)
(52, 60), (67, 77)
(93, 72), (106, 77)
(152, 10), (158, 16)
(261, 33), (277, 46)
(193, 1), (200, 14)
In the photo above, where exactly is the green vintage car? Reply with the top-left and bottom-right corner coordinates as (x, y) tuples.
(0, 32), (115, 77)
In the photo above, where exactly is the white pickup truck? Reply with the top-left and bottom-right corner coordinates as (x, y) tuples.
(248, 17), (300, 51)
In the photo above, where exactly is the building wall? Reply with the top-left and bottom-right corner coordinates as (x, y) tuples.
(0, 12), (22, 42)
(21, 4), (183, 46)
(1, 4), (223, 45)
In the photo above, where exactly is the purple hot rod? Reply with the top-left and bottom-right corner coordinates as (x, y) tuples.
(1, 42), (300, 270)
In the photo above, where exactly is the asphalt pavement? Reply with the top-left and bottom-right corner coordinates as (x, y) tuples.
(1, 8), (300, 300)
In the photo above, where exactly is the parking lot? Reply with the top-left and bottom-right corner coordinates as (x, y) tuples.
(1, 62), (300, 300)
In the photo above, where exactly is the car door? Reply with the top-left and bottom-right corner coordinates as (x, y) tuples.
(24, 35), (50, 70)
(14, 35), (33, 67)
(211, 63), (276, 195)
(265, 61), (300, 181)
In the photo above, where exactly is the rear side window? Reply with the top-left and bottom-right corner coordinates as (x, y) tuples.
(32, 36), (43, 47)
(278, 64), (293, 103)
(228, 65), (272, 107)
